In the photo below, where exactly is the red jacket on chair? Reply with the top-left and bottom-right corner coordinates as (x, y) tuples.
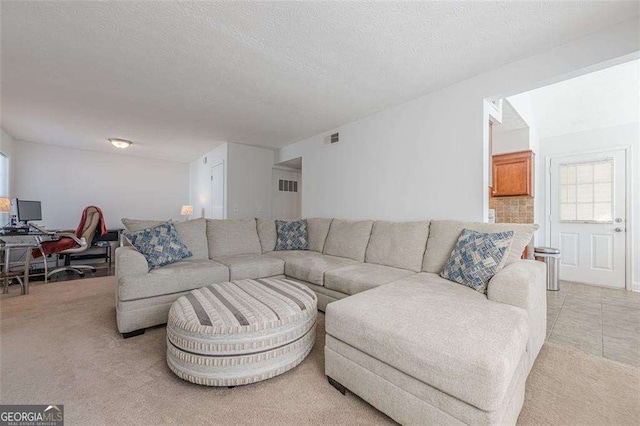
(34, 206), (108, 258)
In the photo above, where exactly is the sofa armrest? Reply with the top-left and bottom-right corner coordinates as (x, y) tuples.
(115, 246), (149, 281)
(487, 260), (547, 369)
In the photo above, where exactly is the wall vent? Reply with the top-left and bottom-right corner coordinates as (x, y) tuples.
(324, 132), (340, 145)
(278, 180), (298, 192)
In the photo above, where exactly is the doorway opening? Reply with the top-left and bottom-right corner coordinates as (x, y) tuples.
(210, 160), (225, 219)
(486, 58), (638, 291)
(483, 57), (639, 364)
(271, 157), (302, 219)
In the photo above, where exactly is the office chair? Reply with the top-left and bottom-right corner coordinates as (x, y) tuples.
(38, 206), (106, 278)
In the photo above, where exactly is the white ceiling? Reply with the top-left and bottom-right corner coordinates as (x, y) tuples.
(2, 2), (638, 162)
(515, 59), (639, 139)
(494, 100), (528, 134)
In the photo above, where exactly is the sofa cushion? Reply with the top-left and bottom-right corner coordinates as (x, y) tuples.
(265, 250), (322, 262)
(206, 219), (262, 258)
(323, 220), (373, 261)
(325, 274), (528, 411)
(285, 254), (358, 286)
(214, 254), (285, 280)
(122, 218), (165, 232)
(275, 219), (309, 251)
(441, 229), (515, 293)
(365, 221), (429, 272)
(307, 218), (333, 253)
(123, 222), (192, 270)
(423, 220), (538, 273)
(256, 218), (277, 253)
(324, 263), (416, 295)
(122, 217), (209, 260)
(118, 259), (229, 301)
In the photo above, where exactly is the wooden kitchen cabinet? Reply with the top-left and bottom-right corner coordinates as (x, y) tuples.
(491, 150), (534, 197)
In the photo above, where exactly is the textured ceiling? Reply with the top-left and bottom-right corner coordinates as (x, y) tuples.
(1, 1), (638, 162)
(494, 100), (528, 134)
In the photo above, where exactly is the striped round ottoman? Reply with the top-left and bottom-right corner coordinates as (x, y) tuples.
(166, 278), (317, 386)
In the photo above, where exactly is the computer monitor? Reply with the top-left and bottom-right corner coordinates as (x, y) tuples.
(16, 199), (42, 223)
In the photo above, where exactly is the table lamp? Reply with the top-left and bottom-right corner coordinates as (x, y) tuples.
(0, 197), (10, 214)
(181, 205), (193, 221)
(0, 197), (11, 226)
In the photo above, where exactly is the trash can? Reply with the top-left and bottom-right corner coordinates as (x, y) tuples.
(534, 247), (561, 291)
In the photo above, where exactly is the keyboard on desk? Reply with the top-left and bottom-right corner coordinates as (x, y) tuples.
(1, 227), (31, 235)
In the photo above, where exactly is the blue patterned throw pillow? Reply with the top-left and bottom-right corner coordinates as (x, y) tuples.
(123, 221), (192, 270)
(440, 229), (514, 293)
(275, 219), (309, 251)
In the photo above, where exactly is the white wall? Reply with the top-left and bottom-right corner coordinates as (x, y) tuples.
(493, 128), (530, 155)
(536, 123), (639, 288)
(277, 19), (638, 223)
(12, 140), (189, 229)
(226, 143), (274, 219)
(0, 128), (15, 158)
(189, 143), (227, 219)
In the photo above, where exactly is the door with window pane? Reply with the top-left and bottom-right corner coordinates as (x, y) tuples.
(550, 149), (626, 288)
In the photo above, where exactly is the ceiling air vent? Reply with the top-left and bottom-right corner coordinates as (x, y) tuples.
(324, 132), (340, 145)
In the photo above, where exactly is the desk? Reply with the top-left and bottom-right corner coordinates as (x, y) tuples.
(0, 230), (58, 295)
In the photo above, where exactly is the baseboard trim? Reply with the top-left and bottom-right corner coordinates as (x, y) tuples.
(632, 281), (640, 293)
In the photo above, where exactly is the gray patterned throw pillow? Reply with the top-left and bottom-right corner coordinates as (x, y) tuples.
(123, 221), (192, 270)
(440, 228), (514, 293)
(275, 219), (309, 251)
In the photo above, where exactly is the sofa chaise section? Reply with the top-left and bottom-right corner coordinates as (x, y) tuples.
(419, 220), (545, 366)
(325, 276), (530, 425)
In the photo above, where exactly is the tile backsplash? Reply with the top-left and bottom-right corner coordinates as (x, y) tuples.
(489, 196), (534, 224)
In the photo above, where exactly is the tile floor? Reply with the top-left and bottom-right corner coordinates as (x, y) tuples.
(546, 281), (640, 366)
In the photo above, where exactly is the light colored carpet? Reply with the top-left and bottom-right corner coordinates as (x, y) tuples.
(1, 277), (638, 425)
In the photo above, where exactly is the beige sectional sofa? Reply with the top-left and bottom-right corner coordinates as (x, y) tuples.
(116, 216), (544, 425)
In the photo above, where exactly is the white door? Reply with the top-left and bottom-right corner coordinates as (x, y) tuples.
(211, 162), (225, 219)
(549, 149), (626, 288)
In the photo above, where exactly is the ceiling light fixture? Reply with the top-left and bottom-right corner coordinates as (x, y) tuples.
(109, 138), (132, 149)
